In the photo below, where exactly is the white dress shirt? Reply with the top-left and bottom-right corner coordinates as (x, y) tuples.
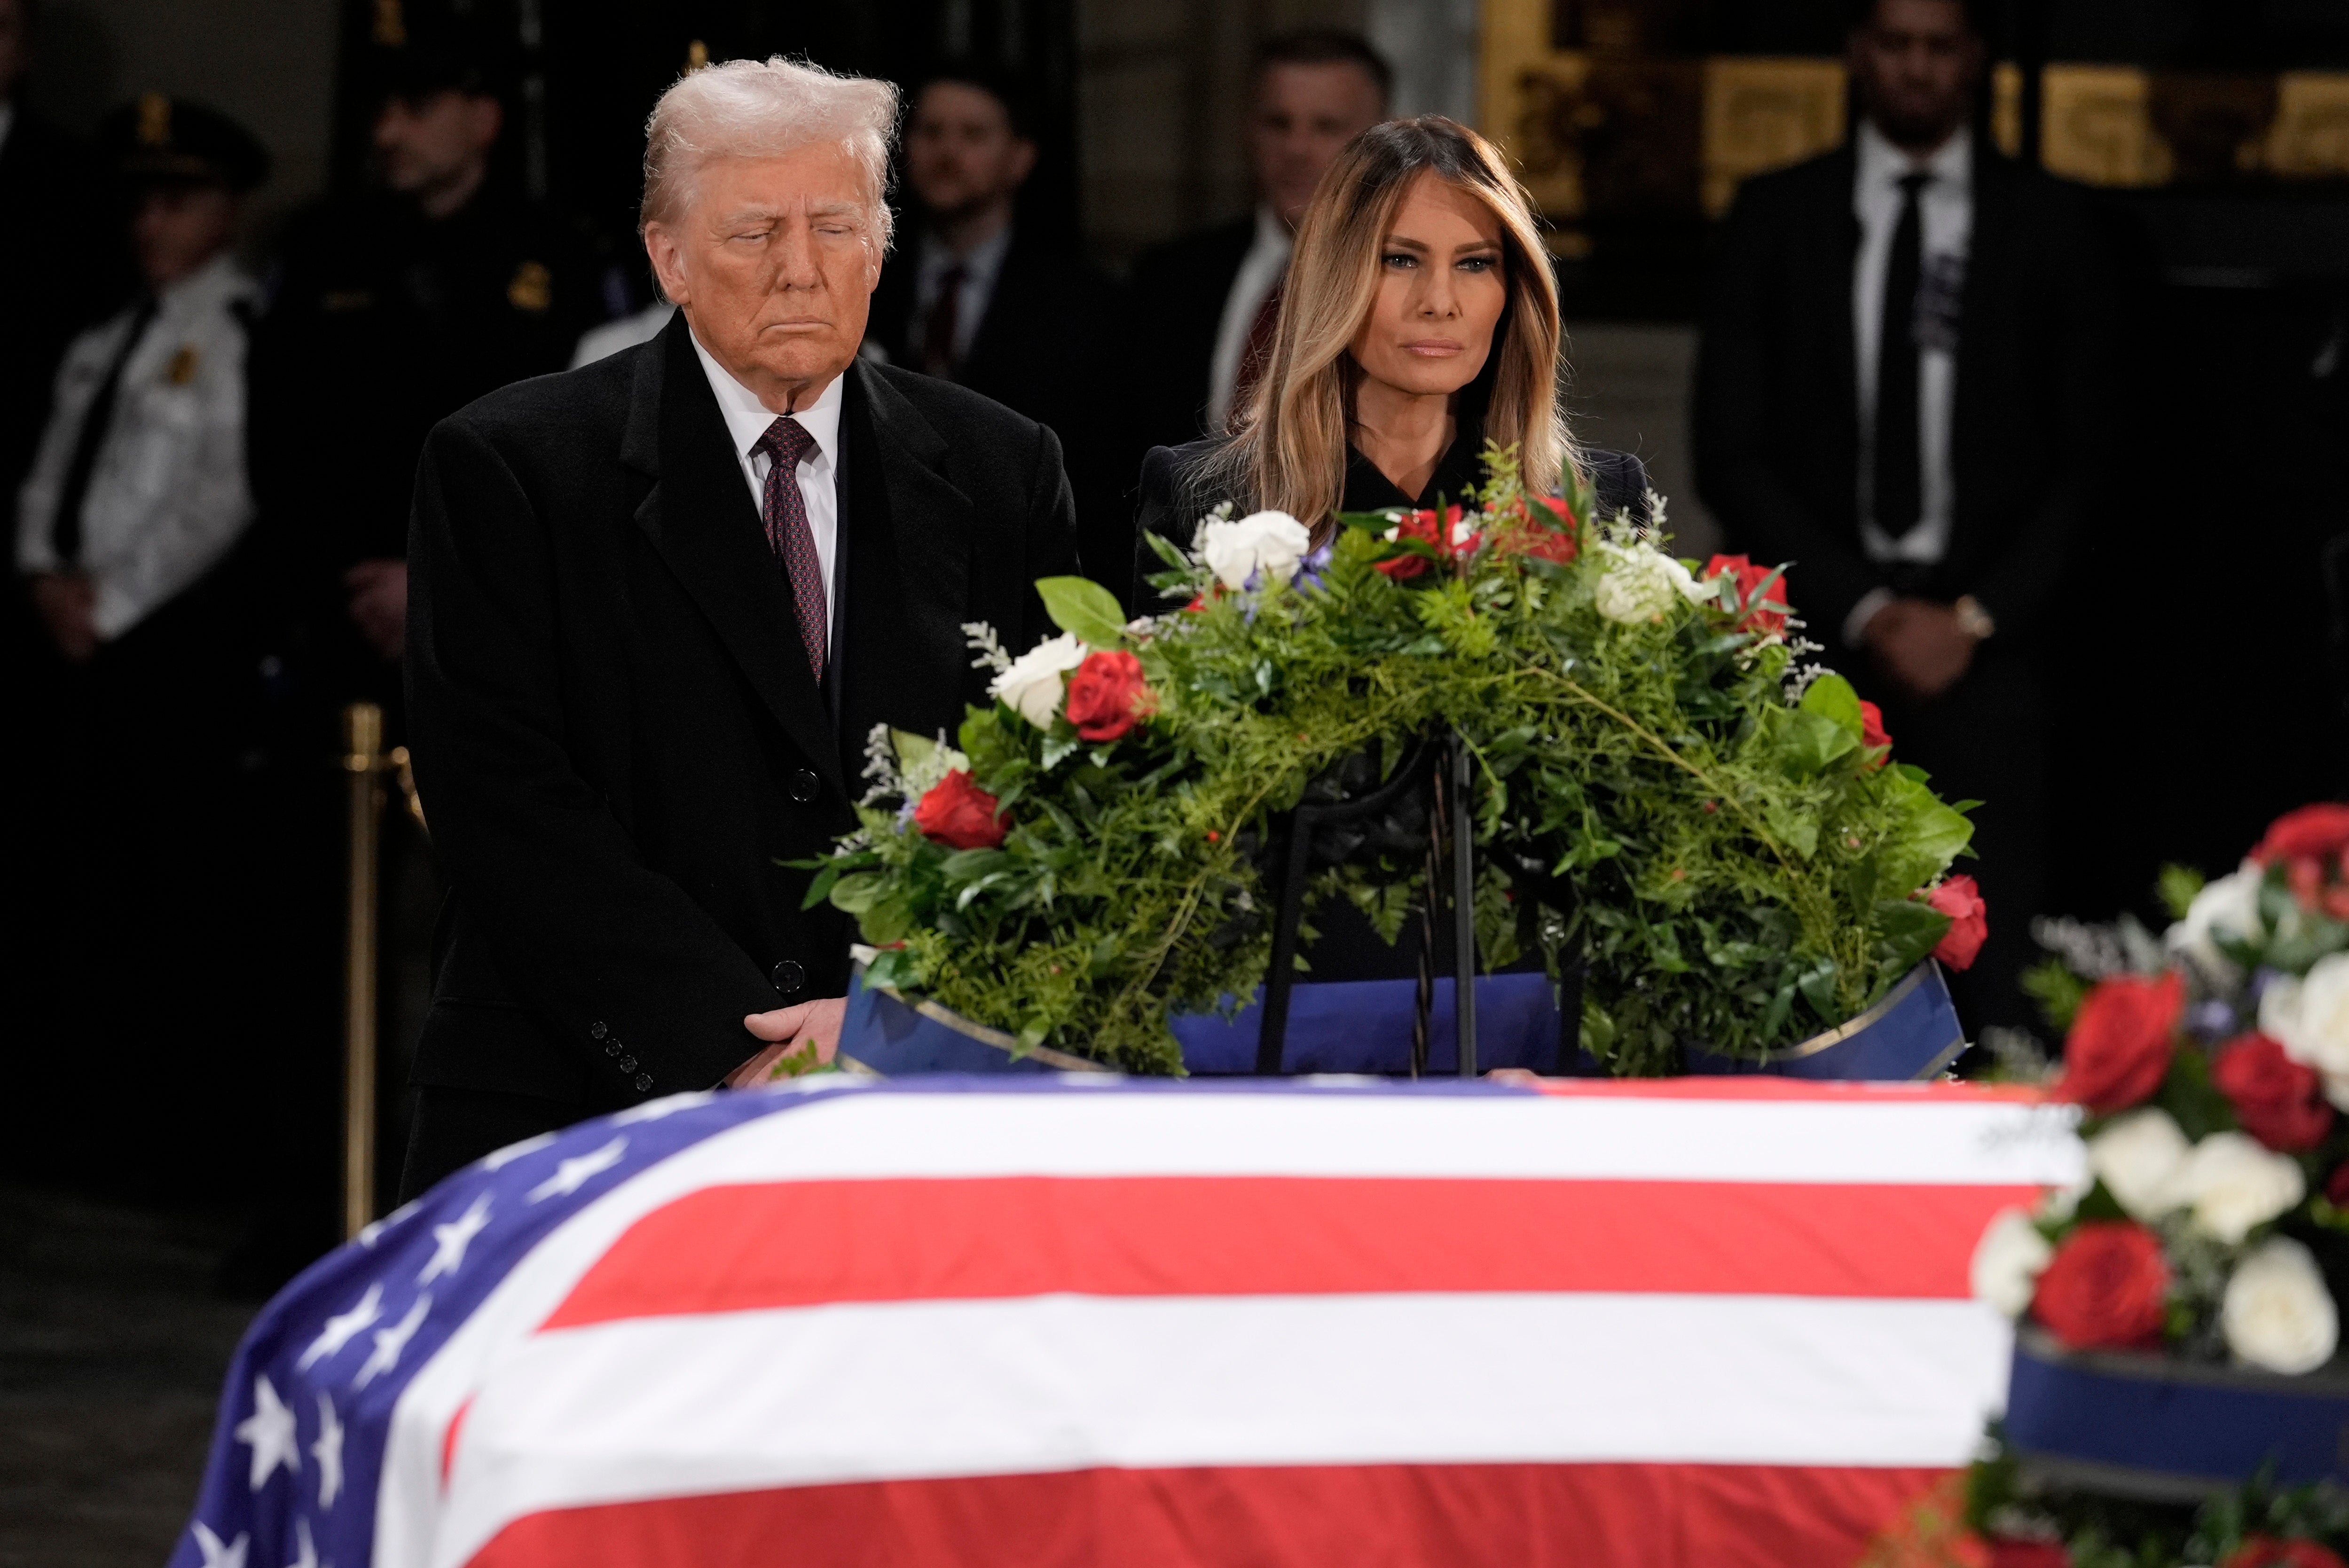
(688, 331), (844, 638)
(1206, 205), (1294, 433)
(911, 223), (1014, 368)
(1845, 122), (1972, 644)
(16, 252), (257, 639)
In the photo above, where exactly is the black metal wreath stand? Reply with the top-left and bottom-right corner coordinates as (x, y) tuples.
(1253, 732), (1480, 1078)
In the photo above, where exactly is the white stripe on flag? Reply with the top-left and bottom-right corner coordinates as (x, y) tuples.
(429, 1291), (2010, 1568)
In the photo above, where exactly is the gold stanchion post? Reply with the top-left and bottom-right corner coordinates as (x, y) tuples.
(342, 703), (385, 1239)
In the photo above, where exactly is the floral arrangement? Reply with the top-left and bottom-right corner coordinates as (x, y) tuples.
(1864, 1454), (2349, 1568)
(1926, 803), (2349, 1568)
(807, 447), (1982, 1074)
(1969, 803), (2349, 1376)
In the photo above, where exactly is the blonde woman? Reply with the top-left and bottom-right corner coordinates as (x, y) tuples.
(1135, 116), (1644, 595)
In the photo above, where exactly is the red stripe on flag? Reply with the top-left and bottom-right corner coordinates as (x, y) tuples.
(538, 1177), (2029, 1330)
(461, 1461), (1946, 1568)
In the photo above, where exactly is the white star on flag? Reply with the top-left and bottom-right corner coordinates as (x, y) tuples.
(352, 1294), (431, 1390)
(284, 1516), (319, 1568)
(296, 1284), (383, 1371)
(481, 1131), (557, 1171)
(311, 1392), (345, 1508)
(355, 1200), (420, 1249)
(192, 1521), (249, 1568)
(528, 1137), (628, 1202)
(232, 1374), (300, 1490)
(613, 1090), (714, 1124)
(417, 1193), (492, 1286)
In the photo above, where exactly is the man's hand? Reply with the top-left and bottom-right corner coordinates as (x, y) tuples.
(1862, 597), (1977, 702)
(31, 572), (100, 662)
(345, 558), (409, 660)
(727, 996), (848, 1087)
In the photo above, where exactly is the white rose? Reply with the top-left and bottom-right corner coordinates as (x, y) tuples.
(2167, 1130), (2306, 1245)
(987, 632), (1087, 729)
(2085, 1106), (2191, 1222)
(2222, 1236), (2339, 1375)
(2263, 952), (2349, 1110)
(1592, 541), (1704, 624)
(1200, 509), (1310, 591)
(2165, 862), (2263, 985)
(1969, 1207), (2053, 1318)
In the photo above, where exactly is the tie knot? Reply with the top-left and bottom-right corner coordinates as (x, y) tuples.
(756, 416), (816, 468)
(1899, 171), (1933, 198)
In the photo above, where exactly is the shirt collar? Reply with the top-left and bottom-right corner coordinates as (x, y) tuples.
(157, 251), (253, 315)
(1857, 118), (1972, 194)
(920, 222), (1014, 289)
(1249, 203), (1293, 263)
(687, 327), (845, 471)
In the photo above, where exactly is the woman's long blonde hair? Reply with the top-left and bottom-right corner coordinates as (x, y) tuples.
(1203, 116), (1577, 538)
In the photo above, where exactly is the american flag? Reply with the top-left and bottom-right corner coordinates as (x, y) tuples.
(171, 1075), (2082, 1568)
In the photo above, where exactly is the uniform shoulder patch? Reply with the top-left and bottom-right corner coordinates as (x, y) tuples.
(508, 260), (552, 314)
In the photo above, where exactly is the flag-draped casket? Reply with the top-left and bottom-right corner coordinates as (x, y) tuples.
(172, 1076), (2082, 1568)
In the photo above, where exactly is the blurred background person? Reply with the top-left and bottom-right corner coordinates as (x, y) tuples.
(249, 4), (602, 706)
(1112, 27), (1390, 590)
(9, 96), (289, 1225)
(864, 63), (1117, 576)
(1692, 0), (2115, 1033)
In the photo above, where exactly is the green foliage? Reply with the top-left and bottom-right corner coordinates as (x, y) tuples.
(813, 447), (1976, 1073)
(2157, 863), (2206, 922)
(2023, 956), (2093, 1032)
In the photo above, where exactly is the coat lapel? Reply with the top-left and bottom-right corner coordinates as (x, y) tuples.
(836, 361), (975, 776)
(1808, 145), (1864, 530)
(628, 314), (846, 798)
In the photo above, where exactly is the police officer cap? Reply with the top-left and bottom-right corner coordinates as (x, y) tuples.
(373, 1), (518, 102)
(99, 94), (270, 193)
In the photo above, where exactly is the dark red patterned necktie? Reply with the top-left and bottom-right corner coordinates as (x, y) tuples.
(754, 416), (826, 682)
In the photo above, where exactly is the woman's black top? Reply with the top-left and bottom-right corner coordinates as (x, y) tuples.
(1132, 426), (1650, 613)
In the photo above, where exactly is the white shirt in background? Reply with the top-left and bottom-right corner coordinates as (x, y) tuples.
(570, 301), (675, 368)
(911, 223), (1014, 368)
(688, 330), (844, 635)
(16, 252), (258, 639)
(1843, 121), (1974, 644)
(1206, 205), (1293, 434)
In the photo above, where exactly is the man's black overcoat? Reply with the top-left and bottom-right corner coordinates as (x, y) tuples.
(406, 312), (1078, 1123)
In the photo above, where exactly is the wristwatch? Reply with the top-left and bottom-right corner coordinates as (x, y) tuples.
(1953, 595), (1996, 641)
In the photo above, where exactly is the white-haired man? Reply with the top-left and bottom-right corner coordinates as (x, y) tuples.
(400, 58), (1082, 1195)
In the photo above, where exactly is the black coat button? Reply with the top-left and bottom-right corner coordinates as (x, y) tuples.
(605, 1040), (621, 1057)
(789, 768), (819, 803)
(617, 1054), (637, 1072)
(590, 1021), (608, 1041)
(634, 1073), (654, 1092)
(771, 958), (806, 995)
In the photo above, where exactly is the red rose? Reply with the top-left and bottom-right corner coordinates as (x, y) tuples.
(1702, 552), (1790, 636)
(2215, 1032), (2334, 1152)
(1062, 650), (1154, 743)
(911, 769), (1007, 850)
(1926, 875), (1989, 971)
(2252, 803), (2349, 866)
(1495, 494), (1579, 564)
(2032, 1221), (2171, 1350)
(1859, 699), (1892, 766)
(1987, 1541), (2071, 1568)
(2222, 1537), (2349, 1568)
(2055, 972), (2183, 1114)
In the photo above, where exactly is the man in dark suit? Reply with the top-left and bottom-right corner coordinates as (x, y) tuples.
(1692, 0), (2113, 1031)
(863, 65), (1118, 577)
(1112, 31), (1390, 525)
(401, 58), (1078, 1196)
